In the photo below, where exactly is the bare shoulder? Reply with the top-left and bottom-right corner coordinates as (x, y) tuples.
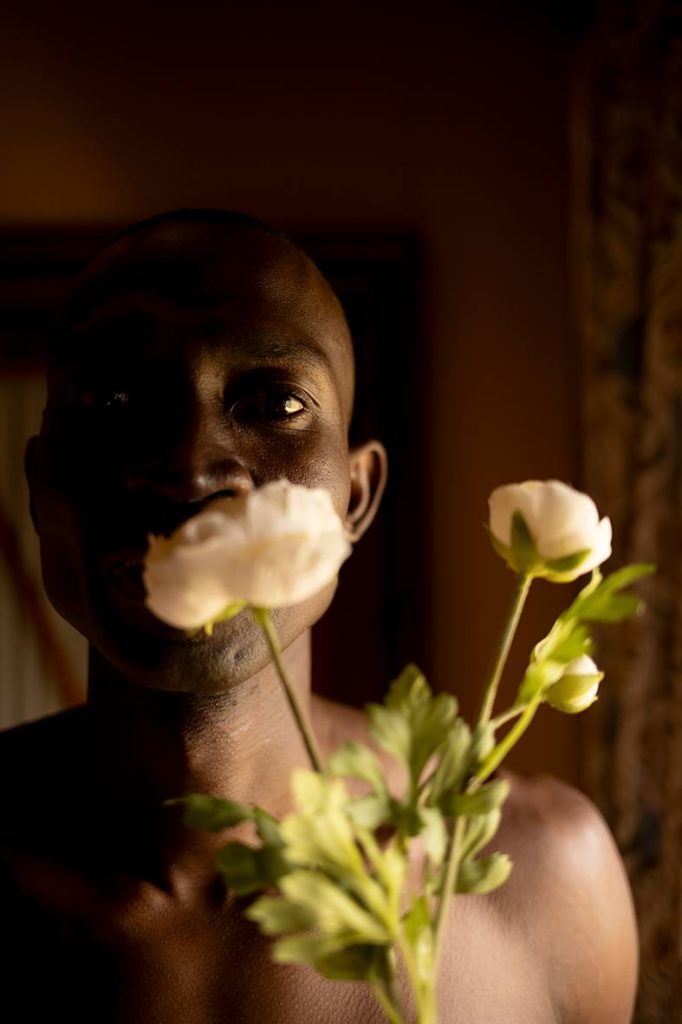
(310, 693), (369, 751)
(494, 770), (639, 1024)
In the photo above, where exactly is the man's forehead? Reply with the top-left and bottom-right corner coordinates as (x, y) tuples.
(73, 222), (334, 320)
(56, 219), (355, 420)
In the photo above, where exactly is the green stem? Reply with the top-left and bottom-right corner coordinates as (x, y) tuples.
(474, 693), (543, 785)
(372, 978), (409, 1024)
(252, 607), (325, 773)
(477, 574), (532, 725)
(431, 813), (467, 976)
(489, 702), (527, 730)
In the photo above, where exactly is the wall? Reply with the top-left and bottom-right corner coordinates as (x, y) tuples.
(0, 1), (584, 782)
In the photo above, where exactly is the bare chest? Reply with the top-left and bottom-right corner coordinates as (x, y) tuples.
(6, 866), (557, 1024)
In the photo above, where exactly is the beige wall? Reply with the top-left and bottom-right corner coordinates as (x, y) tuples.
(0, 3), (584, 783)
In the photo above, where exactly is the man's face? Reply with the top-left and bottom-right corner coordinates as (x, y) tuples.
(28, 222), (358, 692)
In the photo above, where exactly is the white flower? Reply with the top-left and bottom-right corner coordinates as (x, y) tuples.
(488, 480), (612, 581)
(143, 479), (352, 630)
(544, 654), (603, 714)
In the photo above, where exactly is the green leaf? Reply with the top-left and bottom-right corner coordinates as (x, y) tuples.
(428, 718), (472, 808)
(273, 934), (355, 966)
(368, 665), (458, 787)
(580, 594), (643, 623)
(366, 703), (411, 767)
(314, 943), (391, 982)
(467, 722), (495, 771)
(410, 693), (459, 784)
(279, 870), (390, 942)
(215, 841), (265, 895)
(281, 785), (365, 877)
(451, 778), (510, 817)
(346, 793), (392, 830)
(326, 742), (388, 797)
(459, 809), (502, 862)
(565, 563), (655, 623)
(419, 806), (447, 866)
(402, 896), (434, 985)
(245, 895), (317, 935)
(253, 806), (284, 847)
(456, 852), (513, 894)
(168, 793), (253, 832)
(385, 664), (432, 710)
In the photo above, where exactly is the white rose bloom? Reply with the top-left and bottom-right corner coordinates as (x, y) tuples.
(488, 479), (612, 580)
(144, 479), (352, 630)
(544, 654), (603, 714)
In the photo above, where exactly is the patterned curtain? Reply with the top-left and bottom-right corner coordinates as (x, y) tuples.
(575, 4), (682, 1019)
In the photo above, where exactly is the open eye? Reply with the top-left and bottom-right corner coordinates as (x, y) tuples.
(231, 387), (309, 422)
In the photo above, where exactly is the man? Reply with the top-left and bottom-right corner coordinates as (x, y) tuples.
(1, 210), (637, 1022)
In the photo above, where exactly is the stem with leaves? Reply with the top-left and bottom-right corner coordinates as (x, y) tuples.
(432, 572), (533, 978)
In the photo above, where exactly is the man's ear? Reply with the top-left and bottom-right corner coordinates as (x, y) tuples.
(345, 440), (388, 543)
(24, 435), (40, 535)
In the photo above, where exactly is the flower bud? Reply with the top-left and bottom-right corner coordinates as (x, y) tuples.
(544, 654), (603, 714)
(488, 480), (612, 581)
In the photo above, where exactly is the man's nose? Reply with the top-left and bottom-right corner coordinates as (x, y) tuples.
(123, 414), (254, 505)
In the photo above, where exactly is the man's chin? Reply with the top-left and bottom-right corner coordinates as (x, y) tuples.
(82, 582), (336, 694)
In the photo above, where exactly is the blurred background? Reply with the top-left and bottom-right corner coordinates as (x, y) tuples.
(0, 1), (679, 1018)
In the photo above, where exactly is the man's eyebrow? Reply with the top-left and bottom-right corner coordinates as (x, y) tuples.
(228, 334), (336, 375)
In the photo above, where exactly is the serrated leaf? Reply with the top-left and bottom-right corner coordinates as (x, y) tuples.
(354, 829), (406, 903)
(451, 778), (510, 817)
(566, 563), (654, 623)
(314, 943), (391, 981)
(170, 793), (254, 832)
(428, 718), (472, 808)
(385, 664), (432, 710)
(410, 692), (459, 784)
(245, 895), (317, 935)
(369, 666), (457, 788)
(367, 704), (411, 766)
(280, 798), (365, 877)
(279, 870), (390, 942)
(456, 852), (513, 894)
(459, 808), (502, 862)
(273, 934), (355, 966)
(326, 742), (388, 797)
(346, 793), (392, 830)
(580, 594), (643, 622)
(419, 806), (447, 866)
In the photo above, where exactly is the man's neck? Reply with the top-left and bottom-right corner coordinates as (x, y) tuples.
(82, 631), (315, 896)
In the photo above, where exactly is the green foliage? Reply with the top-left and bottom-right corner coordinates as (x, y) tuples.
(167, 793), (253, 831)
(177, 565), (651, 1023)
(516, 564), (654, 708)
(456, 852), (513, 894)
(366, 665), (458, 795)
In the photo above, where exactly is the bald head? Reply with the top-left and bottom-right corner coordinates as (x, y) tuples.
(55, 209), (355, 429)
